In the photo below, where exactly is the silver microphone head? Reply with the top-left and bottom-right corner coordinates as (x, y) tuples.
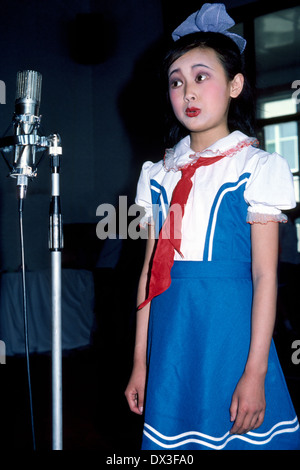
(11, 70), (43, 202)
(15, 70), (42, 116)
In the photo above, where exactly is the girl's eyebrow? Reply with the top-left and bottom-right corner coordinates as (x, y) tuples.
(168, 63), (213, 78)
(192, 63), (214, 71)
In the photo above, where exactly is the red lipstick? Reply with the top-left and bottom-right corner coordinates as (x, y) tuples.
(185, 107), (201, 117)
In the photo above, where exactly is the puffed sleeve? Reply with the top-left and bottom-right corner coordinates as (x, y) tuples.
(244, 151), (296, 224)
(135, 161), (154, 228)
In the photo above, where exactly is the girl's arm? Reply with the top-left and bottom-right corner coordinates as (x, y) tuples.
(125, 224), (156, 415)
(230, 221), (279, 434)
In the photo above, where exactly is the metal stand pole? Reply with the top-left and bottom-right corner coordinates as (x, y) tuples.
(48, 134), (63, 450)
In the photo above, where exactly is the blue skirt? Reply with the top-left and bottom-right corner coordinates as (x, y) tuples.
(142, 261), (300, 450)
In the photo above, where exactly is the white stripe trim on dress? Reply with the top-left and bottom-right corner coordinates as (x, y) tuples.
(150, 184), (168, 220)
(208, 176), (249, 261)
(143, 417), (299, 449)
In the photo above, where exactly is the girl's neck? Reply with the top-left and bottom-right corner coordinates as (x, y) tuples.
(190, 127), (231, 153)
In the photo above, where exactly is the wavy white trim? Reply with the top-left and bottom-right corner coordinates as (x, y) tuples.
(246, 211), (288, 224)
(164, 137), (258, 172)
(143, 417), (299, 449)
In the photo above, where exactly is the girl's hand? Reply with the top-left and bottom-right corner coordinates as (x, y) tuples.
(229, 371), (266, 435)
(125, 363), (147, 415)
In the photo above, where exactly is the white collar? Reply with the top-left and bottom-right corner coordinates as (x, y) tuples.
(164, 131), (258, 172)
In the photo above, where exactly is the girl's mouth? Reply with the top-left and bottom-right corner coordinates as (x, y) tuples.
(185, 107), (201, 117)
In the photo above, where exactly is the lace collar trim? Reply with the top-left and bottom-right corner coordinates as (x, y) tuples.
(163, 132), (259, 172)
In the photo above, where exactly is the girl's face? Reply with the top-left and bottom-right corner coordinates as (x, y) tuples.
(168, 47), (243, 149)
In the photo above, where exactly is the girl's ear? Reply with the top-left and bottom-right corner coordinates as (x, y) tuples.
(230, 73), (244, 98)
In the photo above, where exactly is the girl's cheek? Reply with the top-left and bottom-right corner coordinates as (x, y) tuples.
(169, 92), (180, 112)
(209, 82), (230, 99)
(169, 89), (176, 104)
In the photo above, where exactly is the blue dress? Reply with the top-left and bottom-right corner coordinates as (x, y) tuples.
(135, 132), (300, 450)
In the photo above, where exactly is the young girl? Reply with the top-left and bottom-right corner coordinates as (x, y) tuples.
(125, 3), (300, 450)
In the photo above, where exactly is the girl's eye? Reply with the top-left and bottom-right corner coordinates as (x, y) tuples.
(196, 73), (208, 83)
(170, 79), (183, 89)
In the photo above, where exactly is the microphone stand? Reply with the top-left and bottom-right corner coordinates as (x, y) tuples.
(0, 80), (64, 450)
(48, 134), (63, 450)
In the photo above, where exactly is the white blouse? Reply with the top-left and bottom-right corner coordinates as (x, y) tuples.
(135, 131), (296, 261)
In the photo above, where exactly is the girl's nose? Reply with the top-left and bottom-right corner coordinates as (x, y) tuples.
(184, 85), (196, 102)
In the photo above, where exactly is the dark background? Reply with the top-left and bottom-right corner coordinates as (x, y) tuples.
(0, 0), (299, 452)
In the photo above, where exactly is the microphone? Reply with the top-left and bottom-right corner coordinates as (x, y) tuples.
(10, 70), (42, 204)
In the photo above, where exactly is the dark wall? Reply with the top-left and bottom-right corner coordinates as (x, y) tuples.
(0, 0), (265, 271)
(0, 0), (164, 271)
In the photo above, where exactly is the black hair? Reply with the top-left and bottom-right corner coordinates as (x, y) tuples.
(162, 32), (256, 147)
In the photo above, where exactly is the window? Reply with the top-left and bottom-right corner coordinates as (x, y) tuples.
(230, 2), (300, 252)
(258, 96), (300, 200)
(254, 6), (300, 202)
(255, 7), (300, 90)
(230, 3), (300, 198)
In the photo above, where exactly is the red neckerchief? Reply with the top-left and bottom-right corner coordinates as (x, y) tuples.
(138, 137), (258, 310)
